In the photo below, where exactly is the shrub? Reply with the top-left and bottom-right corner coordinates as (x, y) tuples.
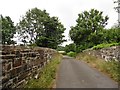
(67, 51), (76, 57)
(92, 43), (119, 50)
(64, 43), (76, 53)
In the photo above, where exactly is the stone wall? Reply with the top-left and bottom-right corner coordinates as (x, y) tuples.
(0, 45), (58, 88)
(83, 46), (120, 62)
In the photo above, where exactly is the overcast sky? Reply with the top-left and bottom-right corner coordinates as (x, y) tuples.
(0, 0), (118, 46)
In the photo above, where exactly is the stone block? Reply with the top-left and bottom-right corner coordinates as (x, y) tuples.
(2, 76), (9, 84)
(9, 68), (17, 79)
(2, 55), (16, 59)
(29, 52), (36, 57)
(22, 64), (27, 72)
(7, 62), (12, 71)
(15, 50), (20, 56)
(12, 77), (18, 84)
(18, 71), (29, 82)
(16, 66), (22, 74)
(13, 58), (22, 67)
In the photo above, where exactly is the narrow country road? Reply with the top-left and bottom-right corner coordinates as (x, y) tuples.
(56, 56), (118, 88)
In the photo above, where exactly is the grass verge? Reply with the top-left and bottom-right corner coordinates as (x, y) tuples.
(24, 53), (62, 88)
(76, 52), (120, 83)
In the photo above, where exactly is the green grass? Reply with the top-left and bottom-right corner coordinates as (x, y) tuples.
(92, 42), (120, 50)
(76, 52), (120, 83)
(98, 61), (120, 82)
(24, 53), (62, 88)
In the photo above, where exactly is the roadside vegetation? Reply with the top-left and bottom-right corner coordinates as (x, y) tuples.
(67, 51), (76, 57)
(57, 42), (120, 57)
(92, 42), (120, 50)
(69, 9), (120, 53)
(76, 52), (120, 83)
(24, 53), (62, 88)
(57, 9), (119, 58)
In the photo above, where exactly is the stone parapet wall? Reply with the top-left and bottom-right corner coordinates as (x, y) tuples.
(0, 45), (58, 88)
(83, 46), (120, 61)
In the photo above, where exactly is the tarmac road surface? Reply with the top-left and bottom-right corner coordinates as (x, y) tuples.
(56, 56), (118, 88)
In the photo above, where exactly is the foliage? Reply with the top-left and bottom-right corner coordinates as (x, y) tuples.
(17, 8), (65, 49)
(56, 46), (65, 51)
(92, 42), (120, 50)
(64, 43), (76, 53)
(57, 44), (77, 55)
(103, 28), (120, 43)
(1, 15), (16, 45)
(24, 53), (62, 88)
(76, 52), (120, 82)
(69, 9), (109, 52)
(67, 51), (76, 57)
(100, 61), (120, 82)
(69, 9), (109, 45)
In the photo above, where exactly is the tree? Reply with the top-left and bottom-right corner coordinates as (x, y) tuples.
(69, 9), (109, 51)
(17, 8), (49, 45)
(17, 8), (65, 48)
(36, 16), (66, 49)
(64, 43), (76, 53)
(1, 15), (16, 45)
(103, 28), (120, 43)
(56, 46), (65, 51)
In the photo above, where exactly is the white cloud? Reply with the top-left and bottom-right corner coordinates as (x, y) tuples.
(0, 0), (118, 46)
